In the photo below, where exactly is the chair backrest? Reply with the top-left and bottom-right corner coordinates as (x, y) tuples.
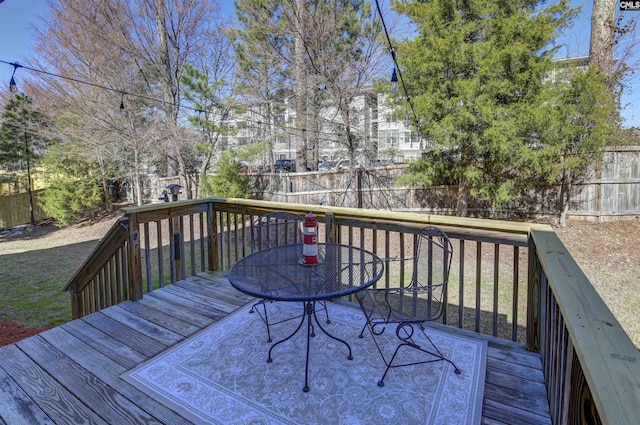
(410, 226), (454, 321)
(251, 212), (303, 252)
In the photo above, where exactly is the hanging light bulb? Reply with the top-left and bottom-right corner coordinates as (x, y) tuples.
(349, 0), (364, 8)
(390, 68), (399, 94)
(8, 62), (22, 93)
(119, 92), (125, 115)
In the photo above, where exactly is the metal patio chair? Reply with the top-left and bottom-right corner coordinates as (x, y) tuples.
(356, 226), (461, 387)
(250, 211), (330, 342)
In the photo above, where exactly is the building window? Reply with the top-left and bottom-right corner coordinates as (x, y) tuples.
(237, 137), (248, 146)
(404, 131), (417, 147)
(386, 114), (398, 124)
(237, 121), (247, 130)
(386, 131), (398, 146)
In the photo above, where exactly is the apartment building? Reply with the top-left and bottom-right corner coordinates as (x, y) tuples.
(221, 91), (424, 169)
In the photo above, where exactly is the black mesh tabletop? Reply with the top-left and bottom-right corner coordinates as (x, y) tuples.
(229, 244), (384, 302)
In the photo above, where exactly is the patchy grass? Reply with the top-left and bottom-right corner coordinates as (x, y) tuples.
(0, 213), (120, 327)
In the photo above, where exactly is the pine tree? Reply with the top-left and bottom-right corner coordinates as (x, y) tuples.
(0, 94), (50, 226)
(394, 0), (618, 217)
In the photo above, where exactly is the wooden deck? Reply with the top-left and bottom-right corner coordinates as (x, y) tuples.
(0, 272), (551, 425)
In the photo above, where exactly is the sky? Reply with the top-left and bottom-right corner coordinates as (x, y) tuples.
(0, 0), (638, 127)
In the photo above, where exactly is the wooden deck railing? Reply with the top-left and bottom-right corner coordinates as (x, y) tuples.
(64, 197), (640, 424)
(64, 217), (131, 318)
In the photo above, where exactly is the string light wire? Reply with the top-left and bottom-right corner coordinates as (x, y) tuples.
(371, 0), (423, 146)
(1, 59), (378, 145)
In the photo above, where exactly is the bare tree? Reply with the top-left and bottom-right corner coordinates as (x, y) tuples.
(234, 0), (388, 177)
(30, 0), (224, 203)
(590, 0), (638, 100)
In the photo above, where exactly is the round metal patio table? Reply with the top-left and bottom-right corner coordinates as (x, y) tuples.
(228, 243), (384, 392)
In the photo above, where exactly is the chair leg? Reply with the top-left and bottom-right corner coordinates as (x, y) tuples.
(320, 301), (331, 324)
(419, 327), (461, 375)
(373, 324), (462, 387)
(358, 321), (368, 338)
(250, 299), (273, 343)
(377, 342), (409, 387)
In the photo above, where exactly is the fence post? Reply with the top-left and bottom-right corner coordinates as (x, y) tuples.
(127, 212), (143, 300)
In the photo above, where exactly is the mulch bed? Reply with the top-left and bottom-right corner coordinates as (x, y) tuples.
(0, 321), (51, 347)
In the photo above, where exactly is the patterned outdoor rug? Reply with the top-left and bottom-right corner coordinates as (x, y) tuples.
(122, 302), (487, 425)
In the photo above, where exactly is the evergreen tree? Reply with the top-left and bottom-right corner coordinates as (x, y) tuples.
(0, 94), (51, 225)
(394, 0), (615, 217)
(180, 62), (238, 193)
(200, 145), (263, 199)
(39, 144), (104, 226)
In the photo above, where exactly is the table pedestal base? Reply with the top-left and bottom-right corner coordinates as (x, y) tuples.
(267, 301), (353, 392)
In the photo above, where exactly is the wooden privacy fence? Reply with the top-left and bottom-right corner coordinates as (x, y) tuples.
(252, 147), (640, 221)
(64, 197), (640, 424)
(0, 189), (47, 229)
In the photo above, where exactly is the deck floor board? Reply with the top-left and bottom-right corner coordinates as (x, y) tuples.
(0, 274), (551, 424)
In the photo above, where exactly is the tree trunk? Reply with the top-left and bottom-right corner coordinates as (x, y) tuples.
(558, 168), (571, 228)
(457, 148), (470, 217)
(294, 0), (307, 171)
(456, 180), (469, 217)
(589, 0), (617, 86)
(22, 132), (35, 227)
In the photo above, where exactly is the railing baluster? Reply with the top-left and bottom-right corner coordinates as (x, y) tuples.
(228, 211), (234, 269)
(475, 242), (482, 333)
(372, 228), (378, 289)
(189, 214), (196, 276)
(512, 246), (519, 341)
(179, 216), (186, 279)
(384, 230), (390, 289)
(157, 220), (164, 288)
(493, 243), (499, 337)
(108, 256), (114, 307)
(199, 212), (205, 272)
(458, 239), (465, 329)
(115, 248), (122, 303)
(169, 218), (176, 283)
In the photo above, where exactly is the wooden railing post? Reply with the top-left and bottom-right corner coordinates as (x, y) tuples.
(526, 232), (541, 352)
(127, 212), (143, 300)
(324, 212), (336, 244)
(69, 289), (80, 319)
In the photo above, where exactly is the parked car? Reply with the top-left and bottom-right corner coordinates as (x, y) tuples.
(369, 159), (393, 167)
(334, 159), (352, 170)
(318, 160), (337, 170)
(274, 159), (295, 172)
(318, 159), (359, 171)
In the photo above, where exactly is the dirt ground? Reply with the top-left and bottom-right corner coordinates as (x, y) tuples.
(1, 214), (639, 347)
(554, 219), (640, 344)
